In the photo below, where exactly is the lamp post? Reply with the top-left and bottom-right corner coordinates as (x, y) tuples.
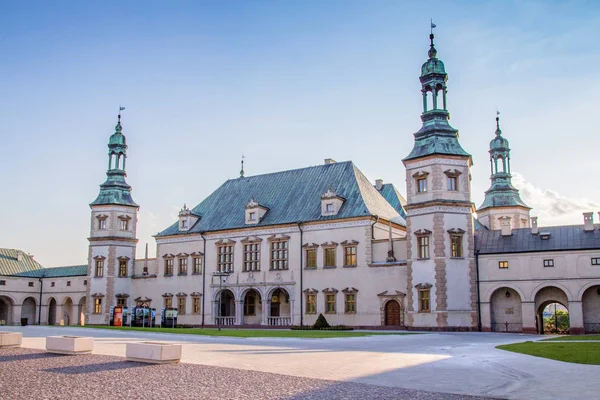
(213, 270), (231, 331)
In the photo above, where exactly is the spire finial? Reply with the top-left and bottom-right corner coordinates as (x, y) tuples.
(117, 106), (125, 131)
(495, 110), (502, 135)
(428, 20), (437, 59)
(240, 154), (245, 178)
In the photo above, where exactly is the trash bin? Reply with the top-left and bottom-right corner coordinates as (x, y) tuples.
(21, 318), (28, 326)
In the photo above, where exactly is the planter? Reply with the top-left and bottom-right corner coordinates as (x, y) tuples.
(46, 336), (94, 355)
(126, 342), (182, 364)
(0, 332), (22, 348)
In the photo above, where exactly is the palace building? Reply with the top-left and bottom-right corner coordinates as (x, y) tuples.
(2, 32), (600, 333)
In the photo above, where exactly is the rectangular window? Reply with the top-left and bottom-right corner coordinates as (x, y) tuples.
(417, 178), (427, 193)
(306, 249), (317, 268)
(244, 294), (256, 316)
(94, 298), (102, 314)
(164, 297), (172, 309)
(447, 176), (457, 191)
(28, 282), (34, 287)
(592, 258), (600, 266)
(192, 256), (202, 274)
(95, 259), (104, 277)
(180, 219), (188, 229)
(326, 203), (334, 212)
(118, 260), (127, 277)
(0, 280), (5, 286)
(116, 298), (126, 307)
(306, 294), (316, 314)
(192, 297), (201, 314)
(98, 219), (106, 230)
(450, 235), (463, 258)
(164, 259), (173, 275)
(66, 281), (71, 287)
(344, 246), (357, 267)
(417, 236), (430, 259)
(84, 279), (87, 286)
(418, 289), (430, 312)
(243, 243), (260, 272)
(324, 248), (336, 267)
(499, 261), (509, 269)
(51, 282), (55, 287)
(326, 294), (336, 314)
(543, 259), (554, 267)
(178, 297), (186, 315)
(345, 294), (356, 313)
(178, 258), (188, 275)
(249, 212), (256, 221)
(270, 240), (288, 270)
(120, 219), (128, 230)
(217, 245), (234, 272)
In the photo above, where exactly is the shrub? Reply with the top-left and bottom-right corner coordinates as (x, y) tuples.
(313, 313), (330, 329)
(290, 325), (354, 331)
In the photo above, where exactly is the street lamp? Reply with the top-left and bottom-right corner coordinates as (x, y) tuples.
(213, 269), (231, 331)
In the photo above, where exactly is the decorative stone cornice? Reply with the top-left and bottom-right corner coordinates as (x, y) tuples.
(303, 288), (318, 294)
(190, 292), (202, 297)
(414, 229), (432, 236)
(302, 242), (319, 249)
(415, 282), (433, 289)
(117, 256), (130, 261)
(176, 292), (187, 297)
(162, 253), (175, 259)
(342, 287), (359, 294)
(176, 253), (189, 258)
(447, 228), (465, 234)
(96, 214), (108, 220)
(91, 293), (105, 298)
(190, 251), (204, 257)
(322, 288), (339, 294)
(377, 290), (406, 297)
(135, 296), (152, 302)
(406, 157), (469, 169)
(340, 240), (359, 246)
(93, 255), (106, 260)
(320, 241), (338, 247)
(162, 293), (174, 298)
(412, 171), (430, 179)
(443, 169), (462, 177)
(241, 236), (263, 244)
(118, 214), (132, 221)
(115, 293), (129, 298)
(215, 239), (236, 246)
(267, 234), (290, 242)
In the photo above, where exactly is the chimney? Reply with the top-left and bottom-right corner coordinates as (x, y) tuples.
(531, 217), (539, 235)
(584, 212), (594, 232)
(16, 251), (23, 262)
(324, 158), (336, 165)
(375, 179), (384, 190)
(499, 216), (512, 237)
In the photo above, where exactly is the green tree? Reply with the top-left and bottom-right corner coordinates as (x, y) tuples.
(313, 313), (330, 329)
(544, 309), (570, 333)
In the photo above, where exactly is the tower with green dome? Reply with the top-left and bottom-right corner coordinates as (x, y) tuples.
(477, 115), (531, 230)
(86, 112), (139, 325)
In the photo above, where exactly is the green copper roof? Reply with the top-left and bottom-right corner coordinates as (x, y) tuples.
(12, 265), (88, 278)
(376, 183), (407, 219)
(157, 161), (405, 237)
(0, 248), (44, 276)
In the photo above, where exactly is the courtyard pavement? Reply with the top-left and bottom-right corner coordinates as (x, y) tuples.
(2, 326), (600, 400)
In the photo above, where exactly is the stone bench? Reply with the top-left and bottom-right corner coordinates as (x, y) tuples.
(46, 336), (94, 355)
(126, 342), (182, 364)
(0, 332), (22, 348)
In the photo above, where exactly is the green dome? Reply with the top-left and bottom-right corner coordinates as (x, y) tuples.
(490, 119), (509, 150)
(109, 122), (127, 146)
(421, 57), (446, 77)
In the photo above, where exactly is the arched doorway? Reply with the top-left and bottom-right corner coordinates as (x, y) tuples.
(48, 298), (57, 325)
(215, 289), (235, 325)
(534, 286), (569, 334)
(77, 297), (86, 326)
(0, 296), (14, 325)
(385, 300), (402, 326)
(62, 297), (74, 326)
(582, 285), (600, 333)
(268, 288), (291, 326)
(242, 289), (262, 325)
(490, 288), (523, 332)
(22, 297), (37, 325)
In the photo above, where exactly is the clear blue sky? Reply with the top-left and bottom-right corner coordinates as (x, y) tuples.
(1, 0), (599, 267)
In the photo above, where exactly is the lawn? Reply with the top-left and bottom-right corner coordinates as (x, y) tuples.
(72, 325), (411, 339)
(497, 341), (600, 365)
(542, 334), (600, 341)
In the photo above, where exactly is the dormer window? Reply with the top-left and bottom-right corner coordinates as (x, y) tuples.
(245, 198), (269, 225)
(321, 189), (345, 217)
(178, 203), (200, 232)
(413, 171), (429, 194)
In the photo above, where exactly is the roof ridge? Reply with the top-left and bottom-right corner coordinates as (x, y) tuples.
(224, 160), (353, 182)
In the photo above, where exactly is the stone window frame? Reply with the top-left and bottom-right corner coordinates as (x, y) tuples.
(415, 283), (432, 313)
(304, 288), (318, 314)
(118, 215), (131, 231)
(341, 240), (359, 267)
(134, 297), (152, 308)
(91, 293), (105, 314)
(115, 293), (129, 308)
(83, 280), (87, 286)
(51, 282), (55, 287)
(412, 171), (429, 194)
(94, 256), (106, 277)
(177, 253), (189, 276)
(414, 229), (431, 260)
(241, 237), (262, 272)
(444, 169), (462, 192)
(498, 260), (509, 269)
(447, 228), (465, 258)
(66, 281), (71, 287)
(162, 292), (174, 309)
(163, 254), (175, 276)
(177, 292), (187, 315)
(321, 242), (338, 269)
(342, 287), (358, 314)
(303, 243), (319, 269)
(191, 252), (203, 275)
(216, 239), (235, 273)
(543, 259), (554, 268)
(0, 280), (5, 286)
(191, 292), (202, 314)
(96, 214), (108, 230)
(322, 288), (338, 314)
(591, 257), (600, 266)
(28, 282), (34, 287)
(268, 235), (290, 271)
(117, 256), (129, 277)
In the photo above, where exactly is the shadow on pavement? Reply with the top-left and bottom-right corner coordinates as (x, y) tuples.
(42, 360), (151, 374)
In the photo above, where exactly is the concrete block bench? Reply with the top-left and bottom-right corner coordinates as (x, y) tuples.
(126, 342), (182, 364)
(0, 332), (22, 348)
(46, 336), (94, 355)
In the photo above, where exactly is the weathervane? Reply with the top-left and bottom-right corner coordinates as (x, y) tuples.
(430, 19), (436, 34)
(118, 106), (126, 123)
(240, 154), (245, 178)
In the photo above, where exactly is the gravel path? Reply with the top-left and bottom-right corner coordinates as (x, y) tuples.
(0, 348), (497, 400)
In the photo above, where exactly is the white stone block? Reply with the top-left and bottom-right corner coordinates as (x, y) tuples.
(46, 336), (94, 355)
(0, 332), (22, 348)
(126, 342), (182, 364)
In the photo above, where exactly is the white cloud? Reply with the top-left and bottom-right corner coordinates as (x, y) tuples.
(512, 172), (600, 226)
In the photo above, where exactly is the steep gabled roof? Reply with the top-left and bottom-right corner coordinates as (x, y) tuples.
(376, 183), (407, 219)
(0, 249), (44, 276)
(12, 265), (88, 278)
(157, 161), (405, 237)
